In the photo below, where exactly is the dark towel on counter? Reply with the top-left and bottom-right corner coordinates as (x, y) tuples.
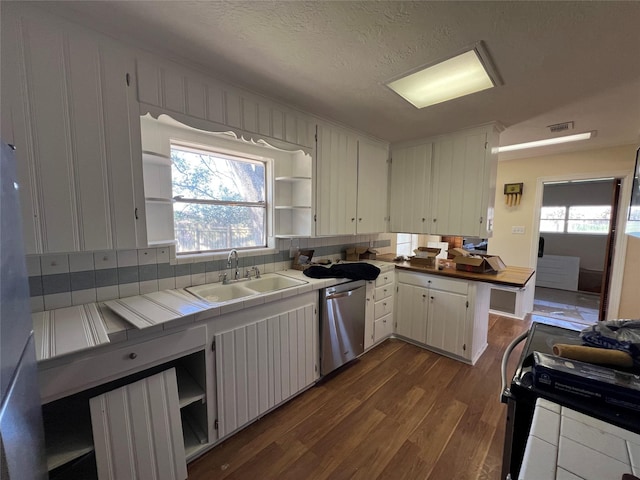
(303, 263), (381, 281)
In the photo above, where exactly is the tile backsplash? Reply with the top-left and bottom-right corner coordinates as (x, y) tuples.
(28, 235), (392, 312)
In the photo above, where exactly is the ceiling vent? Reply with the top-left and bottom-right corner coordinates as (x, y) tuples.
(547, 121), (574, 133)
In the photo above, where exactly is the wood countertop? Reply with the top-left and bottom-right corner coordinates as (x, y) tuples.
(374, 253), (535, 288)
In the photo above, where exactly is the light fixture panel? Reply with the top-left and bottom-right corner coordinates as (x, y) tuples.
(385, 45), (498, 109)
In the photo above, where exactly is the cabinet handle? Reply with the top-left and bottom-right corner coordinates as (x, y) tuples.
(125, 72), (131, 86)
(421, 217), (426, 222)
(358, 218), (362, 222)
(351, 218), (355, 222)
(135, 207), (139, 220)
(430, 296), (434, 300)
(422, 294), (427, 298)
(129, 352), (137, 359)
(433, 218), (437, 222)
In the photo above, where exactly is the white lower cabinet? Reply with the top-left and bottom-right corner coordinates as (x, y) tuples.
(395, 271), (489, 364)
(89, 368), (187, 480)
(213, 299), (318, 439)
(39, 325), (208, 478)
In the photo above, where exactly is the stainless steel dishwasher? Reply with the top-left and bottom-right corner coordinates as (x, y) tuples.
(320, 280), (366, 376)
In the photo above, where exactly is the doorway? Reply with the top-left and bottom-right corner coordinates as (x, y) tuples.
(532, 177), (621, 324)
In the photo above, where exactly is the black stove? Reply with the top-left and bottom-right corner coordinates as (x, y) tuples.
(501, 318), (640, 480)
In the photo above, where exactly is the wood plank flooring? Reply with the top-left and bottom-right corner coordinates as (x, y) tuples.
(188, 314), (530, 480)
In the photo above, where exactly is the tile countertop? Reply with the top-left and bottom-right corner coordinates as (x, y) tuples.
(33, 262), (396, 363)
(375, 253), (535, 288)
(519, 398), (640, 480)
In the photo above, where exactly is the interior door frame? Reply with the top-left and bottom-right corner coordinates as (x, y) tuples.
(528, 169), (633, 320)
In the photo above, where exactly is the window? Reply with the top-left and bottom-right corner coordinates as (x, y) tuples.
(567, 206), (611, 234)
(540, 205), (611, 234)
(171, 144), (267, 253)
(540, 206), (566, 233)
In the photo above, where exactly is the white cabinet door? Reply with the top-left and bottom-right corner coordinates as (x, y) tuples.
(315, 124), (358, 235)
(431, 131), (489, 236)
(426, 289), (469, 358)
(395, 283), (428, 344)
(356, 139), (388, 234)
(2, 7), (146, 253)
(215, 303), (316, 438)
(90, 368), (187, 480)
(389, 143), (432, 233)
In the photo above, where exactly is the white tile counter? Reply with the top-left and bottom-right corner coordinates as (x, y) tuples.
(519, 398), (640, 480)
(33, 262), (395, 363)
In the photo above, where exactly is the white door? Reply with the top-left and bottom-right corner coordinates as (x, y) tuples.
(356, 139), (388, 233)
(90, 368), (187, 480)
(395, 283), (428, 343)
(215, 304), (316, 438)
(315, 124), (358, 235)
(389, 143), (432, 233)
(426, 290), (468, 358)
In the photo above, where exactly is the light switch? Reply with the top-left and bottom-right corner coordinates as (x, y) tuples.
(512, 226), (526, 234)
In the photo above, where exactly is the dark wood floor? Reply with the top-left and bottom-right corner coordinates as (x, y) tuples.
(188, 314), (530, 480)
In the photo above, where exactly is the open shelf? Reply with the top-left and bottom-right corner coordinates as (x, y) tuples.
(176, 366), (206, 408)
(43, 395), (94, 472)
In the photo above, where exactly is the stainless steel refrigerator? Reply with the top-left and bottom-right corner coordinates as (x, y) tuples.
(0, 142), (47, 478)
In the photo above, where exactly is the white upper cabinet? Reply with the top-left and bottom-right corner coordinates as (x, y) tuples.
(356, 138), (389, 234)
(431, 126), (498, 237)
(315, 124), (389, 236)
(389, 124), (499, 237)
(389, 142), (433, 233)
(2, 5), (146, 253)
(315, 124), (359, 235)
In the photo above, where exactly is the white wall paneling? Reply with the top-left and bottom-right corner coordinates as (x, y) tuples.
(135, 57), (315, 149)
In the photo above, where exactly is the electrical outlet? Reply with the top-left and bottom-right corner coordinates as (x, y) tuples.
(511, 226), (526, 234)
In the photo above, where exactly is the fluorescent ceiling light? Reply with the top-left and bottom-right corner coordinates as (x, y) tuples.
(497, 132), (593, 153)
(385, 46), (498, 109)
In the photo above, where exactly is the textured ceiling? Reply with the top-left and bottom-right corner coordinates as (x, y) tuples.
(38, 1), (640, 159)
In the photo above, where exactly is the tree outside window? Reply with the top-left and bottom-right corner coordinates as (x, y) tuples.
(171, 144), (266, 253)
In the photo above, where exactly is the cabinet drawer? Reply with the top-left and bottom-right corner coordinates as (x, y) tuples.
(374, 313), (393, 343)
(375, 284), (393, 301)
(397, 271), (468, 295)
(39, 324), (207, 403)
(375, 272), (394, 287)
(374, 297), (394, 318)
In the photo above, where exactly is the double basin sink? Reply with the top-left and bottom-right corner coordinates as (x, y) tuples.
(186, 273), (308, 303)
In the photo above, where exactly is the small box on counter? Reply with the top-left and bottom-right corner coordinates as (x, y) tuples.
(409, 247), (441, 268)
(449, 248), (505, 273)
(345, 246), (378, 261)
(292, 249), (314, 271)
(531, 352), (640, 413)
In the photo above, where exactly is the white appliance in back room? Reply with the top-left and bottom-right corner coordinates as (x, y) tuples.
(0, 142), (47, 478)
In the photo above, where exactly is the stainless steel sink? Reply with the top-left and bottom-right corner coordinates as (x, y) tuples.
(186, 273), (307, 303)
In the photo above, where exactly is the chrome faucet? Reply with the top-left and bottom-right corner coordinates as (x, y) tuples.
(227, 249), (239, 280)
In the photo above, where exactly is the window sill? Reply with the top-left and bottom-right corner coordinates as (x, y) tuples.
(172, 247), (278, 265)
